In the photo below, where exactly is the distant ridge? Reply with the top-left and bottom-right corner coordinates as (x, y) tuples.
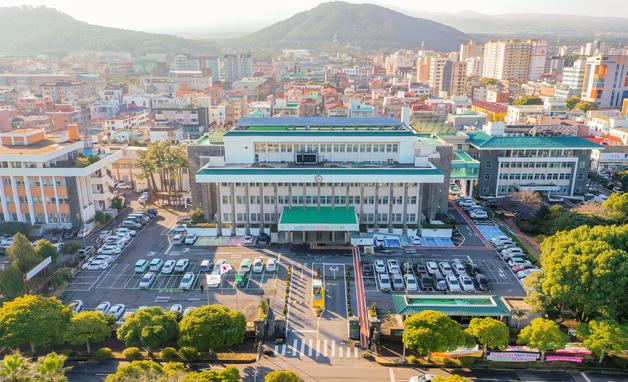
(238, 2), (469, 51)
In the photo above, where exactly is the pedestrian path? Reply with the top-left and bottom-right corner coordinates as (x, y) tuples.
(273, 338), (360, 360)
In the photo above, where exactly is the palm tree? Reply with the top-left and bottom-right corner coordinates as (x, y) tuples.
(32, 353), (70, 382)
(0, 354), (32, 382)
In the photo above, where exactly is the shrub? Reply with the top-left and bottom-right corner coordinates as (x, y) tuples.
(406, 355), (417, 364)
(61, 348), (73, 357)
(122, 347), (143, 360)
(159, 347), (179, 360)
(94, 347), (113, 360)
(178, 346), (198, 361)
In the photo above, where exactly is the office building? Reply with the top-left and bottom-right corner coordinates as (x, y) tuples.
(189, 117), (452, 243)
(581, 55), (628, 108)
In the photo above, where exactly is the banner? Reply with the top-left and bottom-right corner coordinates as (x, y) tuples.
(546, 355), (584, 363)
(487, 352), (540, 362)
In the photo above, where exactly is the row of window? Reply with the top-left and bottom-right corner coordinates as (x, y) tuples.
(1, 178), (65, 187)
(222, 212), (417, 224)
(498, 173), (576, 181)
(0, 213), (71, 224)
(497, 161), (575, 169)
(225, 182), (418, 188)
(222, 195), (419, 205)
(3, 196), (69, 204)
(255, 143), (400, 154)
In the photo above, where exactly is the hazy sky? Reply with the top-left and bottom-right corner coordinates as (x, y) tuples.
(2, 0), (628, 31)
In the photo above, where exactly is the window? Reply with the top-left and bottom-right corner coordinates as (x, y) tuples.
(236, 213), (245, 222)
(222, 213), (231, 222)
(236, 196), (244, 204)
(378, 213), (388, 222)
(250, 213), (259, 222)
(484, 174), (490, 180)
(409, 196), (417, 204)
(577, 173), (584, 180)
(485, 162), (491, 168)
(406, 213), (416, 222)
(222, 195), (231, 204)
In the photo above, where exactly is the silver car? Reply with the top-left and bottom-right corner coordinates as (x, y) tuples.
(139, 272), (156, 289)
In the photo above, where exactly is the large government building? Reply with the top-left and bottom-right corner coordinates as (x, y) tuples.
(189, 117), (452, 244)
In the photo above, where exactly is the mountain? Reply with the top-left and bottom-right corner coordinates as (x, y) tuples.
(0, 6), (217, 55)
(238, 2), (468, 51)
(404, 10), (628, 40)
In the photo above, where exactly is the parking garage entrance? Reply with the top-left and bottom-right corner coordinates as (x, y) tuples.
(277, 206), (359, 244)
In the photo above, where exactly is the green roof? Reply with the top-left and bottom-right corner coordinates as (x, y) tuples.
(467, 131), (602, 149)
(196, 132), (224, 145)
(197, 167), (442, 176)
(279, 206), (357, 225)
(392, 295), (511, 317)
(454, 151), (477, 163)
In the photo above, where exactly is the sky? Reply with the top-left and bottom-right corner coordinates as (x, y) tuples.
(1, 0), (628, 32)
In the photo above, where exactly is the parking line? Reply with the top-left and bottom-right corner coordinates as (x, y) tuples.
(315, 340), (320, 357)
(300, 340), (305, 356)
(281, 344), (286, 356)
(331, 340), (336, 357)
(323, 340), (328, 357)
(338, 346), (343, 358)
(293, 339), (298, 356)
(308, 340), (313, 357)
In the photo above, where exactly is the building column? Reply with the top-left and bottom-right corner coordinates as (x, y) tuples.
(230, 183), (236, 236)
(359, 183), (365, 224)
(468, 181), (474, 196)
(215, 183), (222, 233)
(52, 176), (62, 223)
(23, 176), (36, 225)
(402, 183), (409, 230)
(274, 183), (279, 226)
(416, 183), (423, 226)
(244, 183), (251, 235)
(39, 177), (49, 224)
(387, 183), (393, 230)
(9, 176), (24, 222)
(259, 183), (265, 232)
(374, 183), (380, 229)
(0, 181), (10, 222)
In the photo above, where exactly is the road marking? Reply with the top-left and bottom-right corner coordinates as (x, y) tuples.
(579, 372), (592, 382)
(308, 340), (313, 357)
(354, 348), (358, 358)
(338, 346), (343, 358)
(280, 344), (286, 356)
(323, 340), (328, 357)
(315, 340), (320, 357)
(274, 345), (278, 355)
(293, 339), (298, 355)
(389, 368), (395, 382)
(331, 340), (336, 357)
(300, 340), (305, 356)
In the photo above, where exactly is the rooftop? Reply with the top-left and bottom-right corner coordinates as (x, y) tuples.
(392, 294), (511, 317)
(196, 132), (225, 145)
(228, 117), (415, 136)
(197, 163), (442, 176)
(472, 101), (508, 114)
(279, 206), (357, 226)
(468, 131), (602, 150)
(0, 138), (76, 155)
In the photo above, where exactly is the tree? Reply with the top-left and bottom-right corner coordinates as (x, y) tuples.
(603, 193), (628, 223)
(517, 318), (568, 360)
(110, 197), (123, 210)
(522, 271), (547, 313)
(577, 320), (627, 363)
(465, 317), (509, 357)
(494, 191), (542, 220)
(0, 265), (25, 299)
(432, 376), (470, 382)
(65, 311), (111, 354)
(190, 208), (207, 224)
(178, 305), (246, 352)
(574, 100), (599, 112)
(565, 96), (580, 110)
(6, 233), (43, 273)
(265, 370), (304, 382)
(137, 142), (189, 203)
(513, 96), (543, 106)
(117, 307), (179, 350)
(33, 240), (58, 262)
(0, 295), (71, 353)
(0, 353), (31, 382)
(104, 360), (185, 382)
(480, 78), (498, 87)
(32, 352), (70, 382)
(180, 366), (240, 382)
(402, 310), (465, 361)
(537, 224), (628, 320)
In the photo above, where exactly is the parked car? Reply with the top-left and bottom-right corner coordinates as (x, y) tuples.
(97, 245), (122, 255)
(82, 260), (109, 271)
(184, 233), (198, 245)
(517, 268), (541, 279)
(172, 233), (185, 245)
(179, 272), (195, 289)
(95, 302), (111, 314)
(434, 278), (448, 292)
(512, 263), (535, 273)
(418, 272), (433, 291)
(425, 261), (439, 275)
(116, 182), (132, 189)
(411, 236), (421, 245)
(169, 304), (183, 314)
(414, 264), (428, 275)
(171, 225), (187, 235)
(508, 257), (532, 267)
(374, 260), (386, 274)
(470, 210), (489, 219)
(108, 304), (126, 321)
(438, 261), (453, 275)
(258, 232), (270, 244)
(149, 258), (164, 272)
(243, 235), (253, 244)
(459, 274), (475, 291)
(175, 259), (189, 273)
(266, 259), (277, 272)
(503, 252), (528, 261)
(116, 228), (137, 237)
(362, 263), (374, 276)
(211, 259), (227, 276)
(91, 255), (114, 264)
(134, 259), (149, 273)
(501, 247), (524, 257)
(252, 257), (264, 273)
(446, 274), (461, 292)
(451, 262), (466, 276)
(183, 307), (197, 316)
(409, 374), (436, 382)
(490, 235), (510, 244)
(475, 273), (490, 291)
(199, 259), (212, 273)
(404, 274), (419, 291)
(69, 300), (83, 313)
(162, 259), (176, 274)
(78, 246), (96, 259)
(391, 272), (405, 291)
(239, 258), (252, 273)
(139, 272), (156, 289)
(122, 220), (142, 230)
(387, 259), (401, 274)
(378, 273), (391, 292)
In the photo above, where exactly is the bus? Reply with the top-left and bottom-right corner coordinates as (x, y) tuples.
(312, 278), (325, 312)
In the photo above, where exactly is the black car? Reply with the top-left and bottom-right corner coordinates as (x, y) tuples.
(362, 263), (374, 276)
(258, 232), (270, 244)
(147, 208), (158, 217)
(464, 262), (481, 276)
(432, 271), (447, 291)
(475, 273), (490, 291)
(414, 263), (428, 275)
(418, 272), (433, 291)
(401, 262), (413, 275)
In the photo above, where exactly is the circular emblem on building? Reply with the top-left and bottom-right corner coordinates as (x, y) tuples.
(314, 175), (323, 183)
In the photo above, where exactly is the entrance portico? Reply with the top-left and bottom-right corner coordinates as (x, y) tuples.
(277, 206), (359, 244)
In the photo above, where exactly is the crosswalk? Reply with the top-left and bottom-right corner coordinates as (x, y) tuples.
(274, 339), (360, 359)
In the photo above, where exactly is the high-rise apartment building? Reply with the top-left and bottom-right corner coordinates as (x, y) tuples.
(223, 53), (253, 83)
(562, 58), (587, 94)
(459, 41), (483, 62)
(482, 40), (531, 82)
(581, 55), (628, 108)
(448, 61), (469, 97)
(428, 56), (450, 95)
(528, 40), (548, 81)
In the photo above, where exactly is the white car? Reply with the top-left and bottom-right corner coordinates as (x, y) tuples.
(108, 304), (126, 320)
(253, 257), (264, 273)
(404, 274), (419, 291)
(459, 274), (475, 291)
(206, 274), (222, 288)
(491, 235), (510, 244)
(411, 236), (421, 245)
(139, 272), (156, 289)
(451, 262), (466, 276)
(446, 274), (461, 292)
(517, 268), (541, 279)
(179, 272), (195, 289)
(82, 260), (109, 271)
(149, 258), (164, 272)
(170, 304), (183, 314)
(175, 259), (189, 273)
(183, 307), (197, 316)
(410, 375), (436, 382)
(426, 261), (439, 275)
(470, 210), (488, 219)
(266, 259), (277, 272)
(391, 272), (405, 290)
(116, 228), (136, 237)
(239, 258), (252, 273)
(374, 260), (386, 274)
(95, 302), (111, 314)
(69, 299), (83, 313)
(508, 257), (532, 267)
(438, 261), (453, 275)
(171, 225), (187, 235)
(378, 273), (391, 292)
(387, 259), (401, 274)
(501, 247), (524, 257)
(97, 245), (122, 255)
(172, 233), (185, 245)
(243, 235), (253, 244)
(87, 254), (113, 263)
(162, 259), (176, 274)
(184, 233), (198, 245)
